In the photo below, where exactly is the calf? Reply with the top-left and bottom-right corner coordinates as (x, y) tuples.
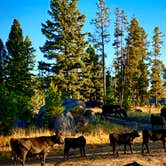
(142, 129), (166, 154)
(10, 133), (63, 166)
(160, 107), (166, 119)
(102, 104), (127, 118)
(109, 130), (140, 156)
(64, 136), (86, 160)
(150, 114), (166, 129)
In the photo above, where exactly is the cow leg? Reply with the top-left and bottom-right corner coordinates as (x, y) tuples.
(162, 140), (166, 152)
(64, 148), (70, 160)
(113, 144), (118, 157)
(21, 151), (28, 166)
(80, 147), (83, 156)
(129, 143), (133, 154)
(124, 144), (127, 154)
(144, 143), (150, 153)
(82, 146), (86, 157)
(40, 153), (46, 166)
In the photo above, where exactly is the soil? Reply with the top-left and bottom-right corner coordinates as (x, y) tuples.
(1, 115), (166, 166)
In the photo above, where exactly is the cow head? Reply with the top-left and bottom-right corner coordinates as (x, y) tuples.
(132, 130), (140, 138)
(51, 131), (64, 144)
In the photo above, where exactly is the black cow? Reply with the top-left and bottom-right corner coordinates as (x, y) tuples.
(102, 104), (127, 118)
(150, 114), (166, 129)
(10, 133), (63, 166)
(109, 130), (140, 156)
(142, 129), (166, 154)
(64, 136), (86, 160)
(161, 107), (166, 119)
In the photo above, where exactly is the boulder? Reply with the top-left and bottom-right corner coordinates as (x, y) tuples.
(13, 118), (28, 128)
(51, 110), (77, 134)
(34, 106), (48, 127)
(75, 109), (96, 129)
(63, 98), (86, 111)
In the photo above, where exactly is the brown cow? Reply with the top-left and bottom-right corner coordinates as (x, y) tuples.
(109, 130), (140, 157)
(64, 136), (86, 160)
(10, 133), (63, 166)
(142, 129), (166, 154)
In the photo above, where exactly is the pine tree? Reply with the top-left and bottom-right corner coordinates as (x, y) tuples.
(113, 8), (128, 107)
(40, 0), (88, 99)
(6, 19), (35, 96)
(0, 39), (7, 83)
(90, 0), (110, 100)
(125, 18), (149, 106)
(81, 44), (103, 101)
(150, 27), (165, 105)
(4, 19), (36, 121)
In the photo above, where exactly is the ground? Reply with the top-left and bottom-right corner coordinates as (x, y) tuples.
(1, 106), (166, 166)
(2, 143), (166, 166)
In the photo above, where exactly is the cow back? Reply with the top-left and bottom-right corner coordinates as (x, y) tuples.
(102, 104), (120, 115)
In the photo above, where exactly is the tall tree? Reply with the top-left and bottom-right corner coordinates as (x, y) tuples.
(125, 18), (149, 106)
(4, 19), (36, 121)
(0, 39), (7, 83)
(40, 0), (88, 99)
(113, 8), (128, 107)
(82, 44), (103, 101)
(90, 0), (110, 100)
(150, 27), (165, 105)
(6, 19), (35, 96)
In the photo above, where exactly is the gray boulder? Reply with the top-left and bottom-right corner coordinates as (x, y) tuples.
(75, 109), (96, 129)
(51, 110), (77, 134)
(63, 98), (86, 111)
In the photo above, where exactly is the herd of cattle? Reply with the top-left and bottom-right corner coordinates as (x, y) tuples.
(10, 106), (166, 166)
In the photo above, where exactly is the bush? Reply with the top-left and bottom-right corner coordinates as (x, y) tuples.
(44, 81), (63, 127)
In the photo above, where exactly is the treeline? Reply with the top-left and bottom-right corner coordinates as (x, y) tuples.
(0, 0), (166, 134)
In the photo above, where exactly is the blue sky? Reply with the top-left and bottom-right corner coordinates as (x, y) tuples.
(0, 0), (166, 70)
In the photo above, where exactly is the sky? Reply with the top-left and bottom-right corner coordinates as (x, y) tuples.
(0, 0), (166, 71)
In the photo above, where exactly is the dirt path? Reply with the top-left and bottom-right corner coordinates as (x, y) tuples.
(2, 143), (166, 166)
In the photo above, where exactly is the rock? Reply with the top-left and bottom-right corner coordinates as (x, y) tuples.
(75, 109), (96, 129)
(63, 98), (86, 111)
(13, 118), (28, 128)
(51, 111), (77, 134)
(35, 106), (48, 127)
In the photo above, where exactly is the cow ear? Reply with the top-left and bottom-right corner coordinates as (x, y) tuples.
(55, 130), (60, 136)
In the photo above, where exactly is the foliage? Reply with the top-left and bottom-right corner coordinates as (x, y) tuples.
(5, 19), (36, 97)
(40, 0), (88, 99)
(81, 44), (103, 101)
(0, 39), (7, 83)
(44, 81), (63, 127)
(90, 0), (110, 98)
(150, 27), (165, 105)
(124, 17), (149, 106)
(0, 84), (33, 135)
(112, 8), (128, 107)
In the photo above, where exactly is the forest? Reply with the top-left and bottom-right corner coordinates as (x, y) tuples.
(0, 0), (166, 135)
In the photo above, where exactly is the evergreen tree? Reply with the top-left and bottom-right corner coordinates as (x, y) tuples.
(4, 19), (36, 121)
(150, 27), (165, 105)
(125, 18), (149, 106)
(90, 0), (110, 100)
(6, 19), (35, 96)
(0, 39), (7, 83)
(40, 0), (88, 99)
(44, 81), (63, 127)
(81, 44), (103, 101)
(113, 8), (128, 107)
